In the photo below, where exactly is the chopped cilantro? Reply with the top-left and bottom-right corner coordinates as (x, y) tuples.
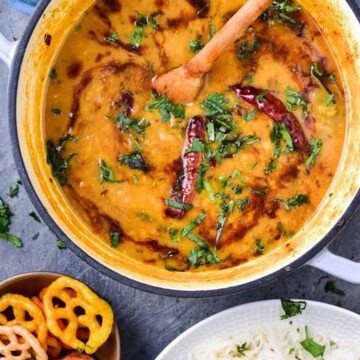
(243, 110), (257, 122)
(110, 231), (120, 248)
(145, 93), (185, 122)
(236, 343), (248, 356)
(237, 38), (260, 60)
(182, 212), (207, 237)
(99, 160), (123, 183)
(118, 152), (149, 171)
(253, 239), (265, 255)
(300, 326), (326, 357)
(255, 89), (269, 103)
(185, 139), (206, 154)
(306, 138), (322, 168)
(56, 239), (67, 250)
(243, 73), (254, 83)
(137, 212), (152, 222)
(324, 280), (345, 296)
(208, 23), (217, 38)
(285, 86), (308, 118)
(273, 194), (309, 211)
(46, 134), (77, 185)
(189, 34), (205, 53)
(281, 298), (307, 319)
(264, 158), (278, 174)
(196, 163), (208, 193)
(203, 179), (216, 204)
(110, 112), (150, 134)
(51, 108), (63, 115)
(325, 94), (335, 106)
(49, 67), (57, 79)
(7, 182), (20, 198)
(216, 200), (234, 243)
(165, 199), (193, 211)
(104, 32), (119, 43)
(328, 74), (336, 84)
(235, 197), (250, 211)
(232, 185), (243, 194)
(277, 222), (294, 238)
(270, 123), (294, 156)
(130, 12), (159, 48)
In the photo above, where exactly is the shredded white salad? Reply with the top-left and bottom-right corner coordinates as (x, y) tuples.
(190, 325), (360, 360)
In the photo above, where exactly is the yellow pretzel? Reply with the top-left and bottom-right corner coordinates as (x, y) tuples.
(43, 276), (114, 354)
(0, 325), (48, 360)
(0, 293), (47, 350)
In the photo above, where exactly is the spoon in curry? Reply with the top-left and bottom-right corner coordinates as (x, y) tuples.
(152, 0), (273, 105)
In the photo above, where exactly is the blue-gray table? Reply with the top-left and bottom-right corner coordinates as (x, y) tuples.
(0, 1), (359, 359)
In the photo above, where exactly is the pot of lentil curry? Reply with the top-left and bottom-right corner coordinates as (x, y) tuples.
(1, 0), (360, 296)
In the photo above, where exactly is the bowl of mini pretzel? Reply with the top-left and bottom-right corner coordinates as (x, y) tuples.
(0, 272), (120, 359)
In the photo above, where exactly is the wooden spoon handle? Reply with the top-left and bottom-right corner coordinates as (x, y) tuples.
(186, 0), (273, 74)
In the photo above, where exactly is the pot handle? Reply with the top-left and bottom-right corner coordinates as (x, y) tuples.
(307, 247), (360, 283)
(0, 33), (17, 68)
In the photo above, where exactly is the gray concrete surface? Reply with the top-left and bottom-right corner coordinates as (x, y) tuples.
(0, 1), (359, 359)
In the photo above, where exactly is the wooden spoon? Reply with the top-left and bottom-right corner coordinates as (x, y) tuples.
(152, 0), (273, 104)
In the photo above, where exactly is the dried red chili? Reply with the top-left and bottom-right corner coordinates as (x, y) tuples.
(166, 116), (206, 219)
(231, 85), (311, 155)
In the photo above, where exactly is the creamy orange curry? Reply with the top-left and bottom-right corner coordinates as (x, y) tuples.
(45, 0), (345, 272)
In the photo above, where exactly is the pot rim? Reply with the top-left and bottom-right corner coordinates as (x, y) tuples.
(7, 0), (360, 298)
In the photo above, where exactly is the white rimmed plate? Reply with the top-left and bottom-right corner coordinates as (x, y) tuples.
(155, 299), (360, 360)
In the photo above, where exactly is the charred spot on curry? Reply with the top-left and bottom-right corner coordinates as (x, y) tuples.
(44, 0), (345, 272)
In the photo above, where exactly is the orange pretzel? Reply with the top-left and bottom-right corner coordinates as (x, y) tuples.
(43, 276), (114, 354)
(0, 325), (48, 360)
(0, 293), (48, 350)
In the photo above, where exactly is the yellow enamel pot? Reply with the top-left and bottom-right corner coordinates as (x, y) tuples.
(0, 0), (359, 296)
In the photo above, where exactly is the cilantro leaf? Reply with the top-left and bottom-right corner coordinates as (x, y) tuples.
(272, 194), (309, 211)
(300, 326), (326, 357)
(145, 93), (185, 122)
(118, 152), (149, 171)
(285, 86), (308, 118)
(104, 32), (119, 43)
(280, 298), (307, 319)
(189, 34), (205, 53)
(99, 160), (123, 183)
(306, 138), (322, 168)
(324, 280), (345, 296)
(165, 199), (193, 211)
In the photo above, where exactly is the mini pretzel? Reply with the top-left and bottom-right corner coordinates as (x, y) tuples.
(0, 293), (48, 349)
(43, 276), (114, 354)
(0, 325), (48, 360)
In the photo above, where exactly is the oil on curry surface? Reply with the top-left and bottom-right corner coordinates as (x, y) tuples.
(45, 0), (345, 272)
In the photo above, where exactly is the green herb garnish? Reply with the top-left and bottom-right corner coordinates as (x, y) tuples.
(236, 343), (248, 356)
(255, 89), (269, 103)
(324, 280), (345, 296)
(145, 93), (185, 122)
(253, 239), (265, 255)
(130, 12), (158, 48)
(51, 108), (63, 115)
(7, 182), (20, 198)
(189, 34), (205, 53)
(104, 32), (119, 43)
(277, 222), (294, 238)
(110, 231), (120, 248)
(264, 158), (278, 174)
(243, 110), (257, 122)
(300, 326), (326, 357)
(281, 298), (307, 319)
(272, 194), (309, 211)
(56, 239), (67, 250)
(237, 38), (260, 60)
(118, 152), (149, 171)
(165, 199), (193, 211)
(306, 138), (322, 168)
(285, 86), (308, 117)
(99, 160), (123, 183)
